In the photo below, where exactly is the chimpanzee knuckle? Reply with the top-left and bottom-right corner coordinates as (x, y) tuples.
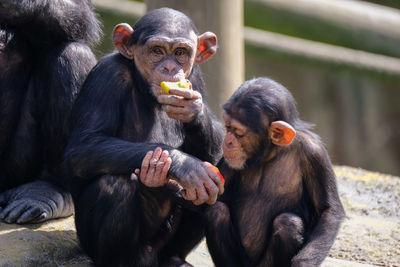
(187, 168), (200, 180)
(206, 196), (217, 205)
(154, 147), (163, 155)
(196, 193), (208, 205)
(184, 189), (197, 201)
(156, 161), (165, 169)
(161, 150), (169, 158)
(209, 183), (219, 196)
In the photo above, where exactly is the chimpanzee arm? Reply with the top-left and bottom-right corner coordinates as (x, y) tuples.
(65, 57), (164, 179)
(182, 66), (224, 164)
(0, 0), (100, 45)
(291, 147), (345, 267)
(41, 41), (98, 182)
(64, 56), (214, 189)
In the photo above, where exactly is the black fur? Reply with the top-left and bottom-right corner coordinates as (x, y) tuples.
(64, 9), (223, 266)
(0, 0), (100, 224)
(206, 78), (345, 267)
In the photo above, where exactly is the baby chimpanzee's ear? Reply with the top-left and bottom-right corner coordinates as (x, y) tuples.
(270, 121), (296, 146)
(113, 23), (134, 59)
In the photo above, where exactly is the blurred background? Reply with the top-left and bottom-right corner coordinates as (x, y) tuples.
(91, 0), (400, 177)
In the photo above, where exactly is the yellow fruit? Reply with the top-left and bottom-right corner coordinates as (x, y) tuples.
(160, 79), (192, 94)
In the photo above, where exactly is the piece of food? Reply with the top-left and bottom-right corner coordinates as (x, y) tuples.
(160, 79), (192, 94)
(203, 161), (225, 185)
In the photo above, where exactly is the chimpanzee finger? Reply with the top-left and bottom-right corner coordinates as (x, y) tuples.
(1, 202), (28, 223)
(130, 172), (139, 181)
(203, 164), (224, 195)
(161, 157), (172, 181)
(181, 187), (197, 201)
(193, 184), (209, 206)
(30, 212), (48, 224)
(0, 193), (6, 207)
(204, 181), (219, 205)
(168, 88), (201, 100)
(163, 106), (196, 123)
(140, 151), (154, 180)
(144, 147), (162, 185)
(162, 104), (185, 115)
(153, 151), (170, 183)
(16, 206), (43, 224)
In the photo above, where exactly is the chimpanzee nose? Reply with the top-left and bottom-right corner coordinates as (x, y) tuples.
(225, 132), (235, 146)
(162, 61), (177, 74)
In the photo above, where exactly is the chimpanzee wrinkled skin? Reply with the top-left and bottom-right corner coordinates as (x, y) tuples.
(0, 0), (100, 224)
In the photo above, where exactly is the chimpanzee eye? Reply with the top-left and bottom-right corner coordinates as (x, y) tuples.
(152, 46), (164, 55)
(175, 48), (189, 64)
(175, 48), (186, 56)
(235, 129), (245, 139)
(235, 133), (244, 139)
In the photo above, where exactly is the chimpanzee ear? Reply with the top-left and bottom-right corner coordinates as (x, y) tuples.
(270, 121), (296, 146)
(196, 32), (217, 64)
(113, 23), (134, 59)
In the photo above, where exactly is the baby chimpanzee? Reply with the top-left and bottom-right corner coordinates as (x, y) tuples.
(205, 77), (345, 267)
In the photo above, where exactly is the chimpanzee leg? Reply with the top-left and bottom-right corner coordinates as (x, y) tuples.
(263, 213), (305, 267)
(159, 208), (205, 267)
(205, 201), (251, 267)
(74, 175), (155, 267)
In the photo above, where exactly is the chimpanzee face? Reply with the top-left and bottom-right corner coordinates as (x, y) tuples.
(222, 112), (263, 170)
(113, 11), (217, 98)
(133, 30), (198, 96)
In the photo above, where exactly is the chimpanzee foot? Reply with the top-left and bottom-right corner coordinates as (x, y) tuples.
(0, 181), (73, 224)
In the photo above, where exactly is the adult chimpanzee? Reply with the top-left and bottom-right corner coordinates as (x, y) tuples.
(63, 8), (224, 266)
(0, 1), (100, 224)
(205, 78), (345, 267)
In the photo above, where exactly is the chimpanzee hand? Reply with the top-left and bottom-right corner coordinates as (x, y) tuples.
(171, 156), (224, 206)
(133, 147), (172, 187)
(0, 181), (74, 224)
(157, 87), (203, 123)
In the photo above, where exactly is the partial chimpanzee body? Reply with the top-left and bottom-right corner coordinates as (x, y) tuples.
(64, 8), (224, 266)
(0, 0), (100, 223)
(205, 78), (345, 267)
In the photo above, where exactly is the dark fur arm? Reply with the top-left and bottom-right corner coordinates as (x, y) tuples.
(40, 42), (97, 186)
(64, 57), (160, 179)
(292, 147), (345, 266)
(64, 56), (205, 181)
